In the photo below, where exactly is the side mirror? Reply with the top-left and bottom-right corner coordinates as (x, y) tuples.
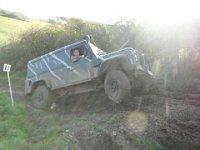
(83, 35), (90, 42)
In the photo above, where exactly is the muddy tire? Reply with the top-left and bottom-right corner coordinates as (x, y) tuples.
(32, 85), (52, 110)
(104, 70), (130, 103)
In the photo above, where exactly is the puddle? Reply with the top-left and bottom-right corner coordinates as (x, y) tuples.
(127, 111), (147, 132)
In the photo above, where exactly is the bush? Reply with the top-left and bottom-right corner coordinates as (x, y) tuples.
(166, 78), (200, 94)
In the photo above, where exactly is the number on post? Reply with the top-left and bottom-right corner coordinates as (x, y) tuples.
(3, 64), (11, 72)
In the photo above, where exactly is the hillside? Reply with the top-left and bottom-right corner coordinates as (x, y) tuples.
(0, 9), (200, 150)
(0, 8), (28, 20)
(0, 75), (200, 150)
(0, 16), (49, 46)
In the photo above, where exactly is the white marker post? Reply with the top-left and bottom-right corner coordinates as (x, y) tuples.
(3, 64), (14, 106)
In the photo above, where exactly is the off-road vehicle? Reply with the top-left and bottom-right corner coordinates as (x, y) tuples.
(25, 36), (153, 108)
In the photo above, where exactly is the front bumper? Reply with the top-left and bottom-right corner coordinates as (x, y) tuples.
(134, 65), (153, 78)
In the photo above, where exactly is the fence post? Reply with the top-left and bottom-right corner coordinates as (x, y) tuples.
(3, 64), (14, 106)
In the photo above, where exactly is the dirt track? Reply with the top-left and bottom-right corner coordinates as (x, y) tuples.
(7, 88), (199, 150)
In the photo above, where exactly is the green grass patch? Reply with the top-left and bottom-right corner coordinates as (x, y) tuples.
(0, 93), (66, 150)
(0, 93), (33, 150)
(0, 71), (26, 91)
(132, 134), (165, 150)
(0, 70), (26, 82)
(107, 114), (116, 124)
(0, 16), (27, 46)
(0, 16), (50, 46)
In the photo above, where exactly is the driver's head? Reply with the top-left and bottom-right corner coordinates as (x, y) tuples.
(72, 49), (80, 56)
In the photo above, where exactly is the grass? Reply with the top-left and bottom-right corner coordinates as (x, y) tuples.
(25, 112), (102, 149)
(58, 114), (102, 131)
(107, 114), (117, 124)
(132, 134), (165, 150)
(0, 93), (66, 150)
(0, 93), (32, 149)
(0, 16), (50, 46)
(0, 71), (26, 91)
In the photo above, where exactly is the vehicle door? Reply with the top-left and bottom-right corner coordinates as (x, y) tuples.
(69, 43), (98, 84)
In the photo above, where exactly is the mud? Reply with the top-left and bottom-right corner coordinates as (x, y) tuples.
(8, 89), (200, 150)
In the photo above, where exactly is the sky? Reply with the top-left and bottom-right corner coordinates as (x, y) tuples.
(0, 0), (200, 24)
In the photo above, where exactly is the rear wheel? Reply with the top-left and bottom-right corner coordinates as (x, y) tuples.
(32, 85), (53, 110)
(104, 70), (130, 103)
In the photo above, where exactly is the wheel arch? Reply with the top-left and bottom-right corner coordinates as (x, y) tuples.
(31, 80), (51, 94)
(99, 55), (132, 80)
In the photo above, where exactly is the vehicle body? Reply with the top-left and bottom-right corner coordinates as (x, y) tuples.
(25, 36), (153, 108)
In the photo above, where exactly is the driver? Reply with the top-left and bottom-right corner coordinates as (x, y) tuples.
(71, 48), (84, 62)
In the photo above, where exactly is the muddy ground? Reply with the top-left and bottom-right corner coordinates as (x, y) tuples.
(6, 86), (199, 150)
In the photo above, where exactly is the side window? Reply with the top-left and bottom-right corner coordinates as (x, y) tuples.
(70, 45), (86, 63)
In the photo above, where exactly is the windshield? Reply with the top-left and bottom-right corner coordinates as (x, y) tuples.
(89, 43), (107, 56)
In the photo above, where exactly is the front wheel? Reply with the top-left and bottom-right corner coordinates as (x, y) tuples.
(104, 70), (131, 103)
(31, 85), (52, 110)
